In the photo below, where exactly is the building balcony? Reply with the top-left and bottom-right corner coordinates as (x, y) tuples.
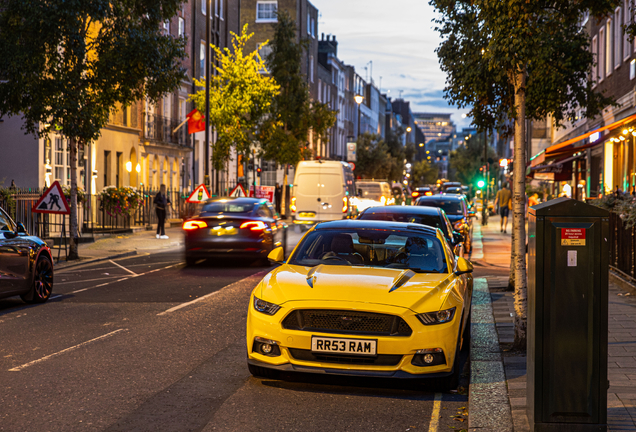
(144, 113), (190, 147)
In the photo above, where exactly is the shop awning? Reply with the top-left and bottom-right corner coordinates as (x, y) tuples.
(527, 151), (586, 181)
(530, 112), (636, 167)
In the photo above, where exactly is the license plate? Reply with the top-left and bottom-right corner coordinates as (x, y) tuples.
(311, 336), (377, 356)
(210, 226), (236, 236)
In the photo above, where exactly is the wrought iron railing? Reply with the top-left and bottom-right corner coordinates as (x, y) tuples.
(144, 113), (190, 147)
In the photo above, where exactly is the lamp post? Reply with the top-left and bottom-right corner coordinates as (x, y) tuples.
(354, 94), (364, 138)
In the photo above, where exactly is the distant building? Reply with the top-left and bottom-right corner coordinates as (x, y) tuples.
(413, 113), (456, 144)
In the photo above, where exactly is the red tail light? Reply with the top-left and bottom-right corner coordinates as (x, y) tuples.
(342, 197), (348, 213)
(240, 221), (267, 231)
(411, 192), (420, 198)
(425, 191), (433, 196)
(183, 220), (208, 230)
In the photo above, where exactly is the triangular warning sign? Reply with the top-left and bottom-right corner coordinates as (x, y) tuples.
(229, 184), (248, 198)
(32, 181), (71, 214)
(186, 184), (211, 203)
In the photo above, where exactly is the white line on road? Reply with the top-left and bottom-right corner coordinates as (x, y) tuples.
(109, 259), (138, 276)
(157, 270), (267, 316)
(56, 275), (123, 285)
(8, 329), (128, 372)
(427, 393), (442, 432)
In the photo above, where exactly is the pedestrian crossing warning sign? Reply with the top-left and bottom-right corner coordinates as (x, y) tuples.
(229, 184), (248, 198)
(32, 181), (70, 214)
(187, 184), (210, 203)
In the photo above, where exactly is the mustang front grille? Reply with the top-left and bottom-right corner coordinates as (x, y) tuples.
(288, 349), (403, 366)
(282, 309), (412, 337)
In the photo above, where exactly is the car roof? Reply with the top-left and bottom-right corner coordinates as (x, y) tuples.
(361, 206), (442, 216)
(313, 219), (440, 235)
(204, 197), (266, 204)
(418, 194), (464, 202)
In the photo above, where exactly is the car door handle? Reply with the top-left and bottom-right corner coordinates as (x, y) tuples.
(316, 198), (321, 202)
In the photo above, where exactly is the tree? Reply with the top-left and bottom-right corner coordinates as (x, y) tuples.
(449, 134), (497, 188)
(410, 160), (439, 187)
(355, 133), (396, 179)
(430, 0), (618, 348)
(190, 25), (280, 174)
(0, 0), (187, 260)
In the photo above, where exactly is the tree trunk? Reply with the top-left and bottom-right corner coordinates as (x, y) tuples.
(68, 138), (80, 260)
(512, 68), (528, 350)
(507, 228), (516, 291)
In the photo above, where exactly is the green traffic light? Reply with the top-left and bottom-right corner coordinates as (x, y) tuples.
(477, 180), (485, 188)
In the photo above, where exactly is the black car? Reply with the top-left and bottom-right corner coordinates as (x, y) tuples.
(410, 186), (433, 199)
(183, 197), (287, 265)
(357, 205), (465, 256)
(0, 206), (54, 303)
(415, 195), (475, 253)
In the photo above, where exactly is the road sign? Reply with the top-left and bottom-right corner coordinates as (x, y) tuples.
(249, 185), (275, 202)
(229, 184), (248, 198)
(186, 184), (210, 203)
(32, 181), (70, 214)
(349, 162), (356, 171)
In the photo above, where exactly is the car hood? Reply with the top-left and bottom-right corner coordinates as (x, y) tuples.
(257, 264), (457, 313)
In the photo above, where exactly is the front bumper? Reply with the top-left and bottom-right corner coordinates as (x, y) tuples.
(246, 299), (461, 378)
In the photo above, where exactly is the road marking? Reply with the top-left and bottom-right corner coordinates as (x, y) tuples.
(109, 259), (138, 276)
(428, 393), (442, 432)
(9, 329), (128, 372)
(56, 275), (122, 285)
(157, 270), (267, 316)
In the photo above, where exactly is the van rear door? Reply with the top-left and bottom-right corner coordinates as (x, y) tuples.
(295, 171), (343, 221)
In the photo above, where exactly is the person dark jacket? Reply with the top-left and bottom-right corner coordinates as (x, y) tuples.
(153, 192), (170, 210)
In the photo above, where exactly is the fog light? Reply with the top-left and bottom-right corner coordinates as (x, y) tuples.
(423, 353), (434, 364)
(261, 343), (273, 354)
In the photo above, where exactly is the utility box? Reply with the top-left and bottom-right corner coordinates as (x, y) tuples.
(528, 197), (609, 431)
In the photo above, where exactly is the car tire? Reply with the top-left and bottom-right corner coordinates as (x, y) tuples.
(461, 308), (472, 352)
(248, 363), (280, 379)
(21, 255), (53, 304)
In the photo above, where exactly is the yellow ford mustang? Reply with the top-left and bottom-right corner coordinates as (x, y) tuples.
(246, 220), (473, 389)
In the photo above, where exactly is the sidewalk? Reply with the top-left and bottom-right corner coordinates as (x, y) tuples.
(469, 215), (636, 431)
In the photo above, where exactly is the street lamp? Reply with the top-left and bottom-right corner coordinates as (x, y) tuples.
(126, 161), (132, 186)
(354, 94), (364, 138)
(406, 126), (412, 133)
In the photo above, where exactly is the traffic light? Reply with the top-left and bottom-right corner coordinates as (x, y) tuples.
(256, 166), (262, 177)
(477, 179), (485, 189)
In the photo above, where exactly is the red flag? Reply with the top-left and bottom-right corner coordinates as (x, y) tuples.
(187, 109), (206, 134)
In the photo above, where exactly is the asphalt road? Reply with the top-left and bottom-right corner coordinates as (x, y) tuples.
(0, 243), (470, 431)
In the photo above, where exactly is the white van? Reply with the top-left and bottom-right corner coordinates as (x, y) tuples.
(291, 160), (356, 226)
(354, 181), (395, 211)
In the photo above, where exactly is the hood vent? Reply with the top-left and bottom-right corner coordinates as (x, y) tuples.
(389, 270), (416, 293)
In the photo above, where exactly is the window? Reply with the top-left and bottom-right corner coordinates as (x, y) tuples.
(606, 19), (613, 76)
(311, 18), (315, 37)
(178, 17), (184, 37)
(201, 0), (206, 15)
(258, 43), (272, 70)
(200, 41), (206, 79)
(219, 0), (223, 19)
(163, 20), (170, 33)
(215, 0), (219, 16)
(256, 1), (277, 22)
(625, 0), (632, 60)
(615, 8), (622, 68)
(309, 55), (314, 83)
(54, 137), (64, 183)
(307, 13), (311, 35)
(599, 27), (606, 81)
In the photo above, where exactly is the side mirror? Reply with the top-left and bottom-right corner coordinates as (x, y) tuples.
(452, 231), (464, 245)
(16, 222), (27, 234)
(268, 246), (285, 265)
(454, 257), (473, 276)
(468, 211), (477, 218)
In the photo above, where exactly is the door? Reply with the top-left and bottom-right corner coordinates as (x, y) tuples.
(0, 210), (30, 295)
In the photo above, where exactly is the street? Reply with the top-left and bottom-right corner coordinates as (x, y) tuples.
(0, 235), (470, 432)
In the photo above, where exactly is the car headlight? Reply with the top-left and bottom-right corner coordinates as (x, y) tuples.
(416, 307), (456, 325)
(253, 296), (281, 315)
(453, 220), (465, 230)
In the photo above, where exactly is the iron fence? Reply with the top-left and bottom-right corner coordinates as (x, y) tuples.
(609, 212), (636, 282)
(144, 113), (189, 146)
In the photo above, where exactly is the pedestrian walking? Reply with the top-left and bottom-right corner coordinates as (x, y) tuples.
(274, 182), (282, 215)
(494, 182), (512, 234)
(154, 184), (171, 239)
(528, 193), (540, 207)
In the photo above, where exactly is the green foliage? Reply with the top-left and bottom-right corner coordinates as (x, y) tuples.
(430, 0), (618, 132)
(410, 160), (439, 188)
(190, 25), (280, 171)
(354, 133), (397, 180)
(259, 11), (336, 166)
(99, 186), (143, 218)
(0, 0), (187, 144)
(449, 135), (498, 187)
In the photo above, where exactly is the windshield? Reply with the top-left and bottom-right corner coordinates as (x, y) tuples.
(418, 199), (463, 215)
(201, 202), (255, 213)
(358, 212), (449, 237)
(289, 229), (448, 273)
(357, 183), (383, 200)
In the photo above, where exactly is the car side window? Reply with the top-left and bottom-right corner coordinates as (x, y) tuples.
(266, 203), (276, 217)
(0, 209), (15, 232)
(257, 204), (273, 218)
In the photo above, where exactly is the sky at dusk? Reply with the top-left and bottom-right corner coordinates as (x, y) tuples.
(313, 0), (472, 130)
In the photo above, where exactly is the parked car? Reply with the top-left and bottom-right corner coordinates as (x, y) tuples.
(0, 206), (54, 303)
(411, 186), (434, 200)
(357, 205), (465, 257)
(291, 160), (357, 228)
(183, 197), (287, 265)
(415, 195), (475, 253)
(247, 220), (473, 390)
